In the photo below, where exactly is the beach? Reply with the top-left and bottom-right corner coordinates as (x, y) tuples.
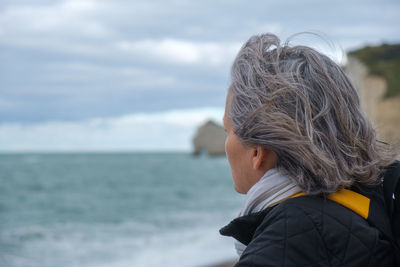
(205, 260), (237, 267)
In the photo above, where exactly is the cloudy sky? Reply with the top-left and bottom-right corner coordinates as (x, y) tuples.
(1, 0), (399, 151)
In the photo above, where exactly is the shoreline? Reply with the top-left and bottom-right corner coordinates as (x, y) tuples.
(201, 259), (237, 267)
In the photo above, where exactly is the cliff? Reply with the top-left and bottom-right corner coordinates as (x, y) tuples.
(348, 43), (400, 98)
(345, 43), (400, 145)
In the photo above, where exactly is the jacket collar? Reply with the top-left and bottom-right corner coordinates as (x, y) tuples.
(219, 207), (274, 246)
(220, 184), (393, 246)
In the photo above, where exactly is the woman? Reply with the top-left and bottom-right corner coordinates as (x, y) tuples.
(219, 33), (397, 266)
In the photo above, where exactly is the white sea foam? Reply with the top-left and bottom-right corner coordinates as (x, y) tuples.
(129, 225), (237, 267)
(2, 219), (237, 267)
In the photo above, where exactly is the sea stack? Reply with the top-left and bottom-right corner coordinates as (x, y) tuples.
(192, 120), (226, 156)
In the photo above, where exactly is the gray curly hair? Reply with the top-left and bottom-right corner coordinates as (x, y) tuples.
(228, 33), (397, 195)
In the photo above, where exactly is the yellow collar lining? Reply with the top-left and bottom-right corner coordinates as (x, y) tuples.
(291, 189), (370, 219)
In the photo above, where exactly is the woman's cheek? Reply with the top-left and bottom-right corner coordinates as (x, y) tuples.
(224, 136), (229, 157)
(225, 135), (233, 165)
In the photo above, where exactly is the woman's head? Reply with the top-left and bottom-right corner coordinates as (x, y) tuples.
(223, 87), (279, 194)
(225, 33), (396, 195)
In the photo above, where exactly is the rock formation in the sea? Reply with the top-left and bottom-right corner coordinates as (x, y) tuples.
(192, 120), (226, 156)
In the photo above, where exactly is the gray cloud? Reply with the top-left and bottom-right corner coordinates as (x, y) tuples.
(0, 0), (399, 123)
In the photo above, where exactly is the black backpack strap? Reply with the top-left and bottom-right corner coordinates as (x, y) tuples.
(383, 160), (400, 217)
(382, 160), (400, 266)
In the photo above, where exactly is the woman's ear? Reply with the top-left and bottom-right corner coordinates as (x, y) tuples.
(252, 147), (278, 171)
(252, 146), (266, 170)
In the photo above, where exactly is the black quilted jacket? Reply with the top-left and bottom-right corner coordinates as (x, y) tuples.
(220, 190), (395, 267)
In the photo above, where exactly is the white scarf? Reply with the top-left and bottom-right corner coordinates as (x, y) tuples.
(235, 168), (301, 256)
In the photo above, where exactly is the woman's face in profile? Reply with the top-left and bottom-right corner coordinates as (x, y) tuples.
(223, 88), (257, 194)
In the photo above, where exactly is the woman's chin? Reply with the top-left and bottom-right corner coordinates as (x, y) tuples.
(234, 184), (247, 195)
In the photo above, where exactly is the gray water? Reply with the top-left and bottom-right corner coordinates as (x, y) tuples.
(0, 153), (242, 267)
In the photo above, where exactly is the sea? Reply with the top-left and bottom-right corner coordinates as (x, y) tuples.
(0, 153), (242, 267)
